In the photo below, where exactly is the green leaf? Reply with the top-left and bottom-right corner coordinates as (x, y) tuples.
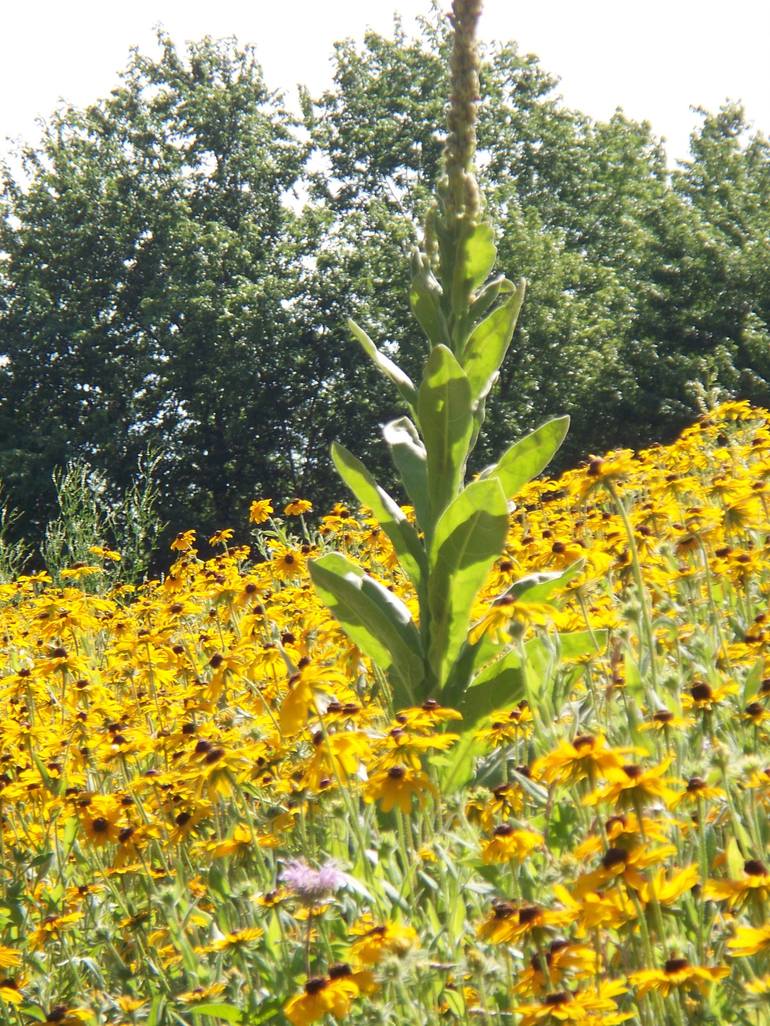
(742, 657), (764, 704)
(466, 275), (514, 327)
(506, 559), (585, 603)
(482, 416), (570, 498)
(434, 729), (485, 794)
(417, 344), (473, 527)
(558, 628), (608, 660)
(347, 319), (417, 408)
(452, 221), (497, 313)
(440, 631), (501, 708)
(410, 252), (447, 347)
(309, 553), (424, 707)
(428, 477), (509, 687)
(462, 279), (525, 403)
(147, 996), (166, 1026)
(190, 1003), (243, 1023)
(332, 442), (427, 593)
(382, 417), (430, 533)
(456, 648), (525, 729)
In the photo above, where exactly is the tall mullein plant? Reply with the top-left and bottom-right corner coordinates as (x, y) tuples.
(310, 0), (570, 730)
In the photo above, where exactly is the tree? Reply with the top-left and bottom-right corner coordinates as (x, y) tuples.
(0, 33), (306, 545)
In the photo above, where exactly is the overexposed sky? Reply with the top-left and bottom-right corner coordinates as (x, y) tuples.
(1, 1), (768, 162)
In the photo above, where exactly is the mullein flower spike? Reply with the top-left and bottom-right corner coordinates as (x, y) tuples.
(310, 0), (571, 728)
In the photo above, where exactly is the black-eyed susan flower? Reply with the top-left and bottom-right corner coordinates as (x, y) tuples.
(629, 958), (729, 997)
(283, 976), (359, 1026)
(532, 734), (628, 786)
(583, 760), (679, 810)
(728, 923), (770, 957)
(704, 858), (770, 909)
(363, 763), (435, 813)
(249, 498), (273, 524)
(514, 979), (629, 1025)
(348, 920), (419, 964)
(480, 823), (543, 864)
(284, 499), (313, 516)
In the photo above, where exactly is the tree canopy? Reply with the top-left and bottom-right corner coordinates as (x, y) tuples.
(2, 16), (770, 559)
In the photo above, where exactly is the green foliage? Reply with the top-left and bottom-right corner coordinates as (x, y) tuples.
(40, 452), (163, 585)
(308, 552), (424, 708)
(0, 490), (29, 583)
(426, 478), (508, 686)
(2, 12), (770, 558)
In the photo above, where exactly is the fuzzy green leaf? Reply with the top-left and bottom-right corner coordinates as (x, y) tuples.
(558, 628), (608, 660)
(456, 648), (525, 730)
(309, 553), (424, 707)
(452, 221), (497, 313)
(190, 1004), (243, 1024)
(382, 417), (430, 533)
(428, 477), (509, 686)
(331, 442), (427, 593)
(417, 344), (473, 527)
(347, 319), (418, 408)
(483, 416), (570, 498)
(410, 253), (448, 347)
(462, 279), (525, 403)
(505, 559), (585, 603)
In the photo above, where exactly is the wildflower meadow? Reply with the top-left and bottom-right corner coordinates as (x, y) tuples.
(2, 3), (770, 1026)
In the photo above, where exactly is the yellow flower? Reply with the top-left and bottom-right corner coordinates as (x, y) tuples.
(728, 923), (770, 957)
(0, 978), (24, 1005)
(349, 921), (418, 964)
(514, 979), (630, 1025)
(363, 763), (434, 813)
(480, 824), (543, 864)
(195, 926), (263, 954)
(629, 958), (729, 997)
(532, 734), (627, 786)
(704, 858), (770, 909)
(249, 498), (274, 524)
(170, 529), (196, 552)
(583, 759), (679, 809)
(88, 544), (121, 561)
(284, 499), (313, 516)
(208, 528), (234, 546)
(476, 902), (576, 945)
(284, 976), (358, 1025)
(42, 1009), (93, 1026)
(0, 948), (21, 970)
(177, 983), (227, 1004)
(78, 794), (124, 846)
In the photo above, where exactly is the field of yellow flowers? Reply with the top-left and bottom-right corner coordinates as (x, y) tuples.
(1, 400), (770, 1026)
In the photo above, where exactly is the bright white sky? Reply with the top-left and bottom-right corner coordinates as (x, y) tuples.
(1, 0), (768, 163)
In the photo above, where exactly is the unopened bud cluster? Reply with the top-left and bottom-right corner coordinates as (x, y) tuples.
(443, 0), (483, 224)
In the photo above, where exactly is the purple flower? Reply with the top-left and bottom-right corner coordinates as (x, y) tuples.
(279, 858), (346, 904)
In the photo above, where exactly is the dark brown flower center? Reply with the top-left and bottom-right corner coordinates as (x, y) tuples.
(492, 902), (515, 920)
(328, 963), (352, 979)
(545, 992), (570, 1006)
(304, 977), (327, 995)
(602, 846), (629, 870)
(664, 958), (690, 974)
(744, 859), (768, 876)
(690, 682), (713, 701)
